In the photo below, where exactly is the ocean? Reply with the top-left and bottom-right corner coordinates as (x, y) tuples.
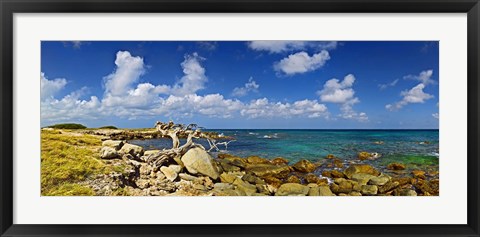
(129, 129), (439, 171)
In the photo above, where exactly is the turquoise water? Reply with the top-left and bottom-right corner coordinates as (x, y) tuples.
(129, 129), (439, 168)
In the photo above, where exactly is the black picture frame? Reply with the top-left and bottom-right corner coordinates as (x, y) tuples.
(1, 0), (479, 236)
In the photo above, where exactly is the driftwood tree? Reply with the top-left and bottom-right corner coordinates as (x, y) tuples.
(145, 121), (234, 169)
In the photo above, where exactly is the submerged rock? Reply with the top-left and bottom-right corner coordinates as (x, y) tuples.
(275, 183), (309, 196)
(386, 163), (406, 170)
(292, 159), (317, 173)
(181, 148), (220, 179)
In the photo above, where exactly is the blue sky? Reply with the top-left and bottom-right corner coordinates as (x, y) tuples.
(41, 41), (439, 129)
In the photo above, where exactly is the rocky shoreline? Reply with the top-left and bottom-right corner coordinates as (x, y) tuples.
(91, 138), (439, 196)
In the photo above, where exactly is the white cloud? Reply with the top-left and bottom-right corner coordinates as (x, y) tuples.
(103, 51), (146, 96)
(378, 79), (399, 90)
(248, 41), (337, 53)
(170, 53), (208, 96)
(41, 72), (67, 101)
(274, 51), (330, 75)
(404, 70), (435, 85)
(42, 51), (332, 124)
(386, 83), (434, 111)
(317, 74), (368, 122)
(432, 113), (439, 119)
(240, 98), (328, 119)
(232, 77), (260, 97)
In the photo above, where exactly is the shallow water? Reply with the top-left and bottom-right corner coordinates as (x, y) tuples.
(128, 129), (439, 170)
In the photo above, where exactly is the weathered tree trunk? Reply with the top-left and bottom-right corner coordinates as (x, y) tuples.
(145, 121), (230, 169)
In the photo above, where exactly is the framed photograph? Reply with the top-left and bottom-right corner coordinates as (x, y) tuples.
(1, 0), (479, 236)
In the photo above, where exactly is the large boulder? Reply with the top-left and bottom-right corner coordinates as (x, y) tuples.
(275, 183), (309, 196)
(100, 146), (119, 159)
(344, 164), (380, 179)
(292, 159), (316, 173)
(181, 148), (220, 179)
(102, 140), (124, 150)
(119, 143), (144, 158)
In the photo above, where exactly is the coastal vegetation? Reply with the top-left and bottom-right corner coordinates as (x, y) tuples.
(40, 120), (439, 196)
(46, 123), (87, 129)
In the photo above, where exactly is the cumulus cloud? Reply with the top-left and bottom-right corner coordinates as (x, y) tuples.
(103, 51), (146, 96)
(274, 51), (330, 75)
(41, 72), (67, 101)
(386, 83), (434, 111)
(248, 41), (337, 53)
(317, 74), (368, 122)
(42, 51), (331, 124)
(403, 69), (435, 85)
(232, 77), (260, 97)
(240, 98), (328, 119)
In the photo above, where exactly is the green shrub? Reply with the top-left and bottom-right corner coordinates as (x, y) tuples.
(98, 126), (118, 129)
(47, 123), (87, 129)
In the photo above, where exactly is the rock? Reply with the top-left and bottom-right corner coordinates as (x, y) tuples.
(414, 179), (435, 195)
(357, 151), (372, 160)
(179, 173), (199, 181)
(119, 143), (144, 158)
(391, 177), (411, 186)
(369, 174), (391, 186)
(304, 173), (320, 184)
(387, 163), (406, 170)
(286, 175), (301, 183)
(361, 185), (378, 195)
(160, 165), (181, 181)
(321, 170), (332, 177)
(292, 159), (317, 173)
(318, 186), (335, 196)
(403, 190), (417, 196)
(223, 156), (248, 168)
(412, 170), (426, 179)
(217, 153), (236, 159)
(271, 157), (289, 165)
(331, 180), (353, 194)
(308, 186), (320, 196)
(275, 183), (309, 196)
(217, 159), (241, 172)
(242, 173), (265, 185)
(378, 181), (400, 193)
(233, 178), (257, 196)
(102, 140), (124, 150)
(100, 146), (119, 159)
(246, 156), (270, 164)
(139, 164), (153, 176)
(220, 172), (237, 184)
(214, 183), (233, 190)
(263, 176), (282, 188)
(331, 170), (345, 178)
(349, 191), (362, 196)
(325, 154), (335, 159)
(144, 150), (160, 157)
(344, 164), (380, 179)
(333, 159), (344, 168)
(181, 148), (220, 179)
(317, 178), (329, 186)
(245, 164), (291, 178)
(135, 179), (150, 189)
(351, 173), (375, 185)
